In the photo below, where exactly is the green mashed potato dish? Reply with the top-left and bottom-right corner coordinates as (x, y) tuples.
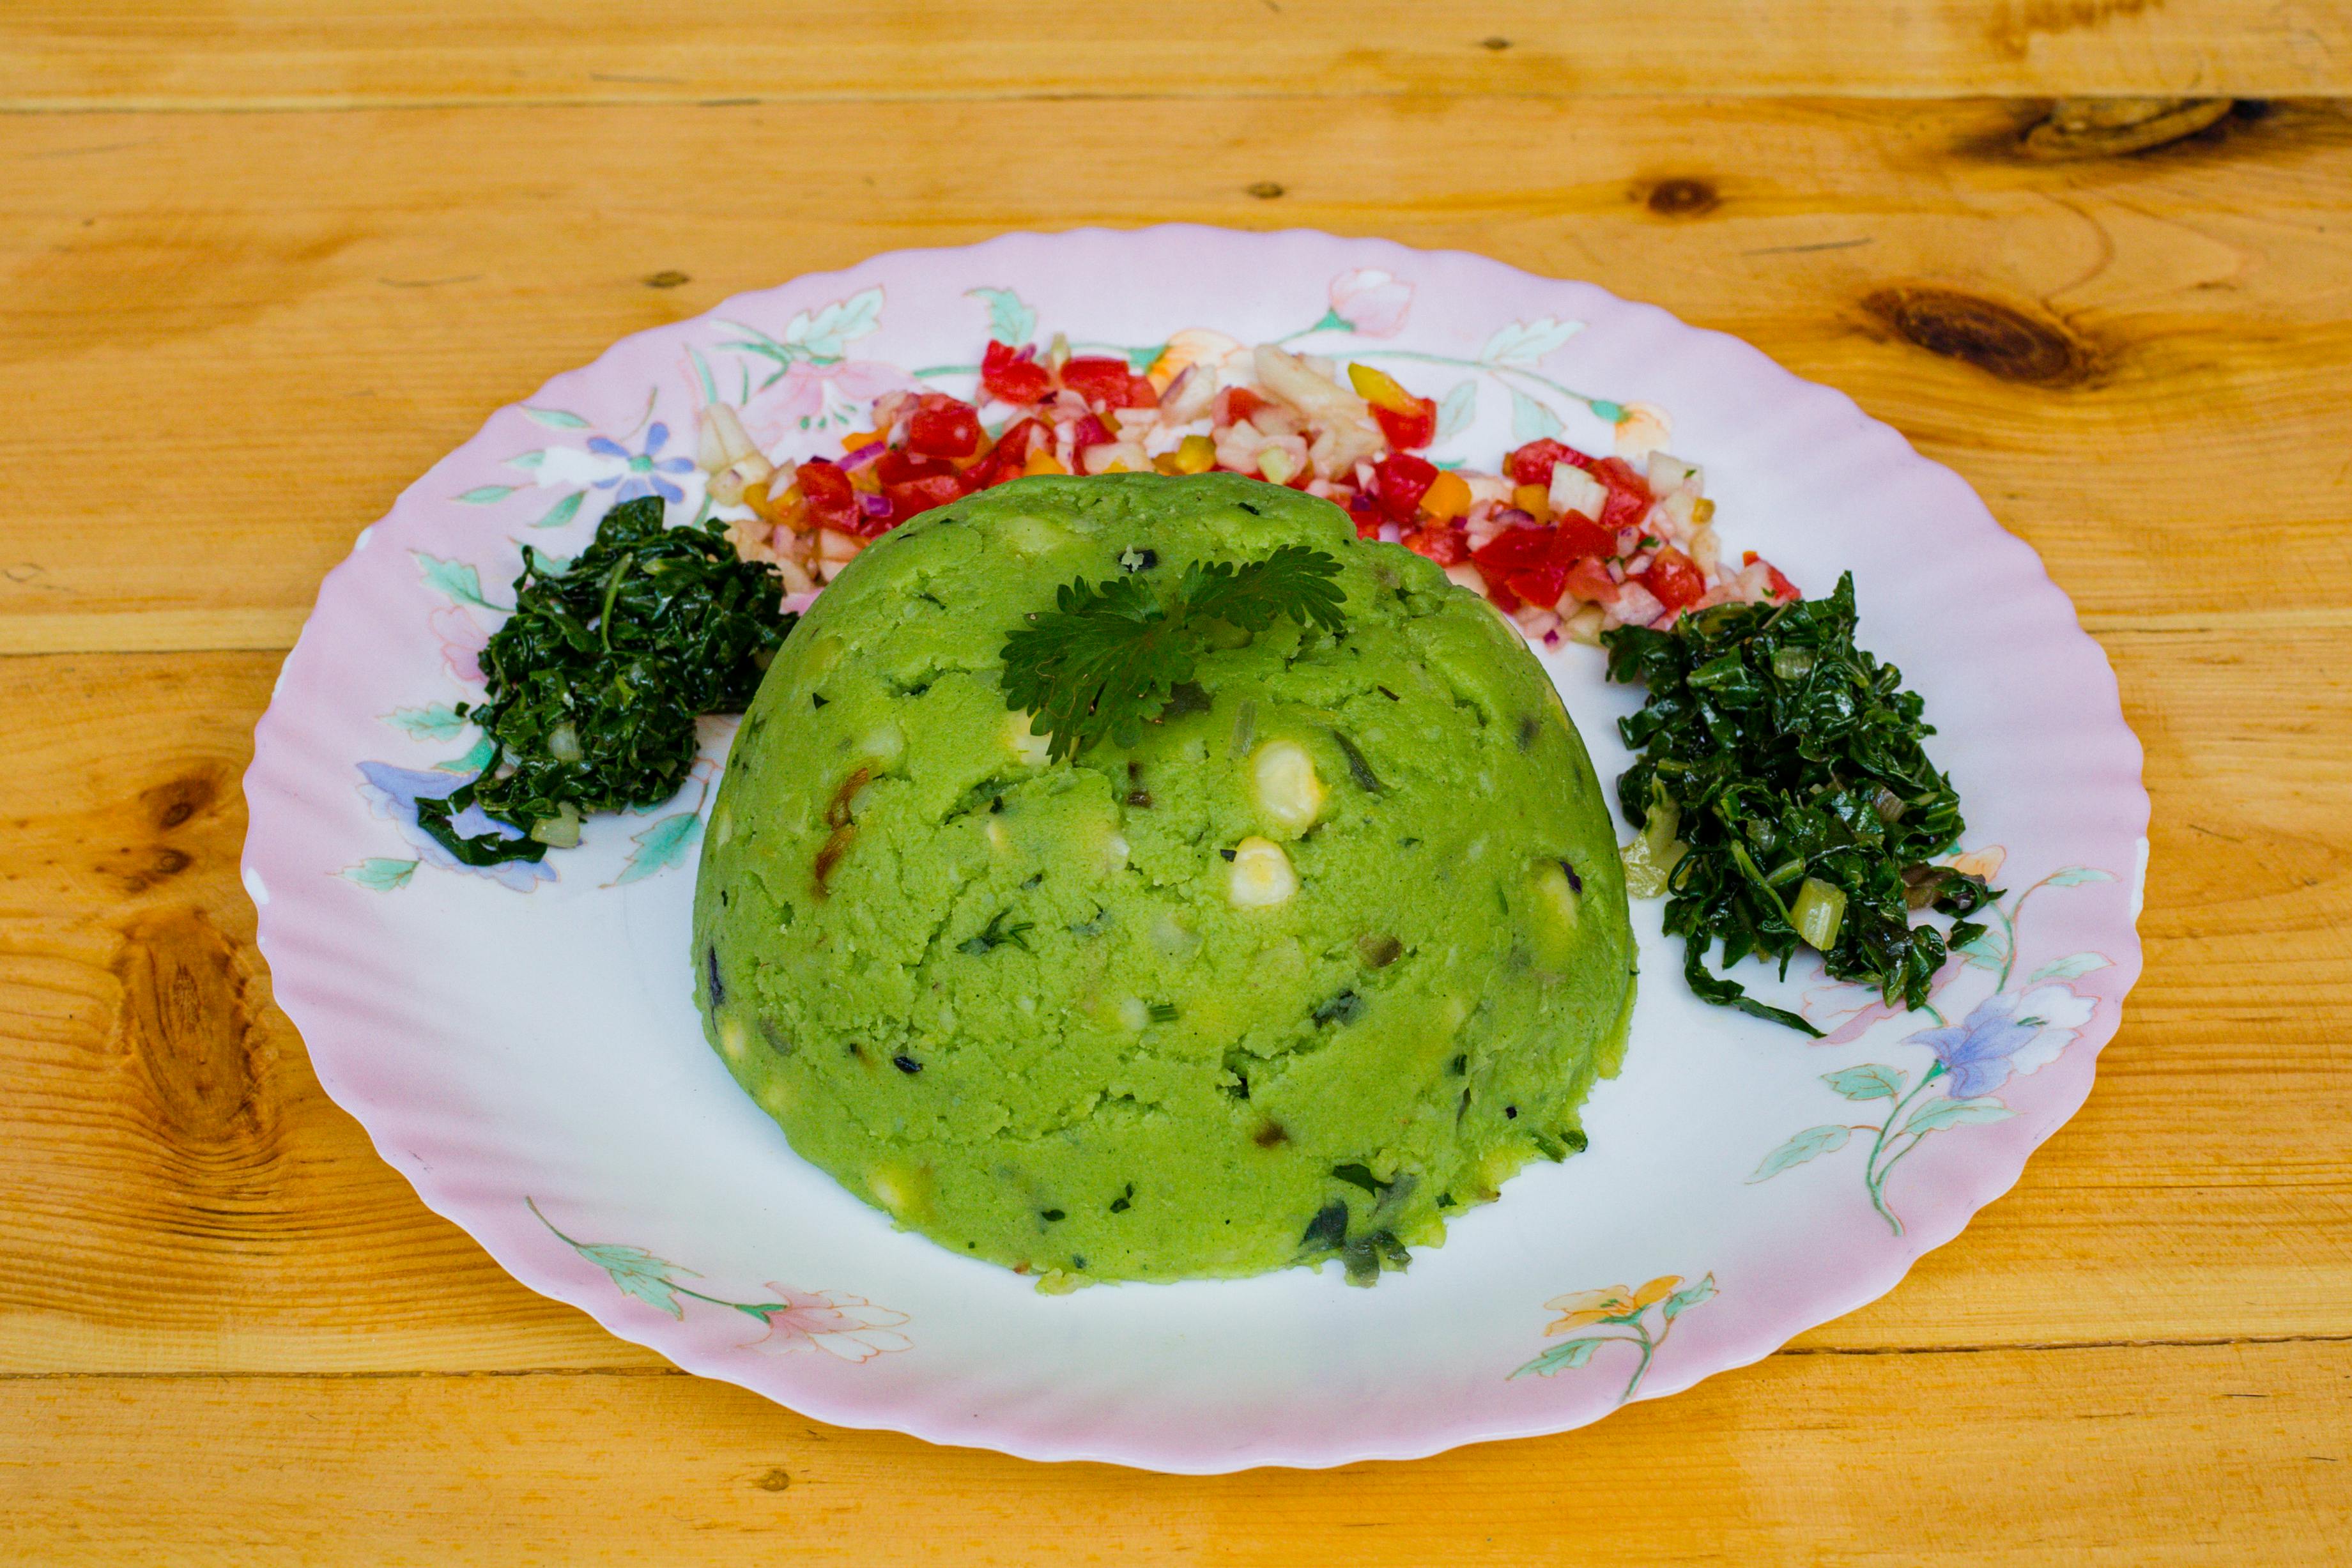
(692, 473), (1634, 1286)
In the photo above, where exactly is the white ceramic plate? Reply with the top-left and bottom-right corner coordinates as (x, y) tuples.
(243, 227), (2147, 1472)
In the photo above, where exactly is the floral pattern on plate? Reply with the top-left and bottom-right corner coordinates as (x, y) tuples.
(244, 226), (2148, 1470)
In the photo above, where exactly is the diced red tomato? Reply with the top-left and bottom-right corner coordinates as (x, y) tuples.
(1554, 511), (1614, 560)
(1482, 571), (1525, 614)
(1058, 357), (1134, 406)
(1348, 494), (1384, 540)
(992, 417), (1048, 468)
(1372, 396), (1438, 450)
(1373, 452), (1438, 522)
(1592, 456), (1653, 531)
(1215, 385), (1272, 427)
(1504, 438), (1595, 488)
(958, 449), (1008, 490)
(1563, 558), (1619, 606)
(980, 340), (1053, 405)
(1468, 523), (1560, 608)
(1123, 374), (1160, 410)
(1067, 414), (1114, 472)
(1470, 519), (1625, 611)
(1470, 524), (1552, 575)
(1763, 562), (1802, 602)
(1401, 521), (1470, 566)
(907, 401), (982, 459)
(796, 459), (859, 530)
(883, 472), (967, 525)
(874, 447), (956, 487)
(1640, 545), (1708, 611)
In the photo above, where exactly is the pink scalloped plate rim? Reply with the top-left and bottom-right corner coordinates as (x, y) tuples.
(243, 226), (2148, 1472)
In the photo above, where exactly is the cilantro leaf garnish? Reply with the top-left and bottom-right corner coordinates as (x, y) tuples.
(1000, 545), (1346, 762)
(1603, 572), (1997, 1034)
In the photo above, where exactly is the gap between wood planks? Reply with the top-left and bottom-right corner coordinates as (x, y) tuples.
(5, 1330), (2350, 1380)
(7, 88), (2346, 116)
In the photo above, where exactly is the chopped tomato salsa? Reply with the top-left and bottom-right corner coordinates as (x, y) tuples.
(705, 330), (1800, 632)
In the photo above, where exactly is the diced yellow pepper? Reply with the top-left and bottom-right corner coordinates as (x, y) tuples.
(1153, 452), (1185, 475)
(1172, 433), (1217, 474)
(840, 427), (888, 453)
(1346, 361), (1419, 416)
(1024, 449), (1069, 477)
(1512, 483), (1553, 521)
(1422, 470), (1472, 521)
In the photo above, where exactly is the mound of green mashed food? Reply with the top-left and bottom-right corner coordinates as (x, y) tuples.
(693, 473), (1633, 1286)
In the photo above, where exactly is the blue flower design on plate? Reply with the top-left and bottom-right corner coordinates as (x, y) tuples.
(586, 422), (696, 504)
(356, 761), (554, 892)
(1902, 983), (2095, 1099)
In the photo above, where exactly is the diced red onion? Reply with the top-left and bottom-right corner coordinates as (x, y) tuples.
(858, 491), (892, 518)
(839, 441), (885, 472)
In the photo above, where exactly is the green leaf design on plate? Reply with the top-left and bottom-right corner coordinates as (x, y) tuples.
(1660, 1273), (1718, 1323)
(507, 450), (546, 472)
(2045, 866), (2114, 888)
(434, 735), (496, 775)
(1899, 1096), (2015, 1136)
(1822, 1064), (1905, 1102)
(524, 408), (590, 429)
(529, 491), (586, 530)
(337, 857), (417, 892)
(1512, 1336), (1607, 1379)
(574, 1241), (696, 1319)
(1481, 316), (1584, 368)
(455, 484), (519, 505)
(781, 287), (884, 361)
(1509, 388), (1563, 443)
(1433, 380), (1478, 443)
(615, 811), (703, 885)
(385, 702), (468, 743)
(2027, 951), (2110, 984)
(965, 286), (1036, 346)
(413, 552), (493, 609)
(1749, 1124), (1851, 1182)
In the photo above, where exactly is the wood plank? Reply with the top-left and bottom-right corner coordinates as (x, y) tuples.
(4, 1341), (2348, 1564)
(1, 632), (2344, 1373)
(4, 98), (2349, 657)
(6, 1), (2349, 107)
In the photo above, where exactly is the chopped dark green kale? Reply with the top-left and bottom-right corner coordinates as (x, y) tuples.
(1603, 572), (1997, 1034)
(416, 496), (794, 865)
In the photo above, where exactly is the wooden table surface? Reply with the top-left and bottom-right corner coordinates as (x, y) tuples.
(5, 5), (2351, 1562)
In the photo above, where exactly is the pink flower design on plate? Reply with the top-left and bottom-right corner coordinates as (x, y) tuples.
(749, 360), (915, 442)
(1328, 268), (1413, 337)
(743, 1284), (912, 1364)
(430, 604), (489, 685)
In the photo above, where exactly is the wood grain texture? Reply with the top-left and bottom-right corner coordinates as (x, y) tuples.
(6, 1), (2349, 106)
(6, 8), (2352, 1555)
(3, 97), (2349, 657)
(5, 1342), (2348, 1565)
